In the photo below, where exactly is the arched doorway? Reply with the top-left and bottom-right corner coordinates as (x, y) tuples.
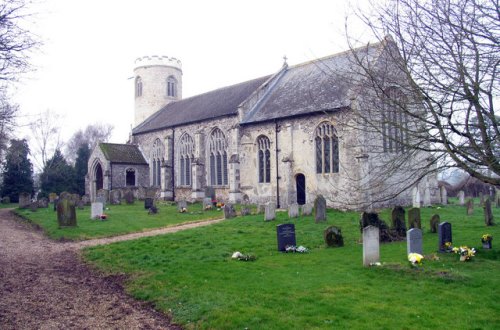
(95, 163), (103, 191)
(296, 173), (306, 205)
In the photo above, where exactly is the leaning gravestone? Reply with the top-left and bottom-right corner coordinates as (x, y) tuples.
(466, 198), (474, 215)
(407, 228), (423, 255)
(265, 202), (276, 221)
(438, 222), (452, 252)
(301, 203), (313, 216)
(314, 195), (327, 223)
(429, 214), (440, 233)
(391, 206), (406, 236)
(276, 223), (296, 251)
(144, 197), (154, 210)
(91, 202), (103, 219)
(484, 198), (494, 226)
(57, 196), (77, 227)
(288, 203), (299, 219)
(177, 200), (188, 212)
(408, 208), (421, 229)
(223, 204), (236, 219)
(363, 226), (380, 266)
(19, 192), (31, 209)
(457, 190), (465, 206)
(324, 226), (344, 247)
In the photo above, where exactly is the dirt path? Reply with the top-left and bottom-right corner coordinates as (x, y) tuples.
(0, 209), (223, 329)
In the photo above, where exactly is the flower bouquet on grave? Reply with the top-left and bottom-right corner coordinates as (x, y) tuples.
(285, 245), (309, 253)
(231, 251), (256, 261)
(179, 207), (187, 213)
(99, 214), (107, 220)
(452, 246), (476, 262)
(442, 241), (453, 252)
(408, 253), (424, 267)
(481, 234), (492, 249)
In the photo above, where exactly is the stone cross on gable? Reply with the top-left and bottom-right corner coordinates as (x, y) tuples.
(283, 55), (288, 66)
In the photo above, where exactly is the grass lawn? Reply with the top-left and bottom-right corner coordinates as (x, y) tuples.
(14, 202), (224, 241)
(83, 202), (500, 329)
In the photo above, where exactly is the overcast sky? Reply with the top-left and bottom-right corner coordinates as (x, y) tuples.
(13, 0), (372, 148)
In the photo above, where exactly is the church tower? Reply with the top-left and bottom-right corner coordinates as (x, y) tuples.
(133, 55), (182, 127)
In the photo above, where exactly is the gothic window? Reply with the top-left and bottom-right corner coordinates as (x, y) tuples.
(151, 138), (164, 186)
(135, 76), (142, 97)
(167, 76), (177, 97)
(179, 133), (194, 186)
(126, 168), (136, 186)
(315, 122), (339, 174)
(382, 87), (408, 153)
(209, 128), (228, 186)
(257, 135), (271, 183)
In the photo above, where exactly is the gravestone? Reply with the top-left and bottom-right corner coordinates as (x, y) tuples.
(177, 200), (188, 212)
(408, 208), (421, 229)
(137, 186), (146, 200)
(97, 189), (109, 204)
(81, 194), (91, 205)
(276, 223), (296, 251)
(240, 205), (251, 216)
(144, 198), (154, 210)
(204, 186), (216, 202)
(484, 198), (494, 226)
(479, 192), (484, 204)
(77, 200), (85, 210)
(203, 197), (213, 210)
(256, 204), (265, 214)
(324, 226), (344, 247)
(57, 196), (77, 227)
(301, 203), (313, 216)
(48, 193), (58, 203)
(412, 186), (420, 208)
(288, 203), (299, 219)
(1, 196), (10, 204)
(29, 202), (38, 212)
(91, 202), (103, 219)
(314, 195), (327, 223)
(110, 190), (121, 205)
(124, 190), (135, 204)
(423, 185), (431, 207)
(429, 214), (440, 233)
(96, 195), (106, 207)
(438, 222), (452, 252)
(363, 226), (380, 266)
(264, 203), (276, 221)
(457, 191), (465, 206)
(391, 206), (406, 236)
(223, 204), (236, 219)
(38, 197), (49, 208)
(19, 192), (31, 209)
(407, 228), (423, 255)
(440, 186), (447, 205)
(53, 198), (59, 211)
(466, 198), (474, 215)
(70, 194), (81, 205)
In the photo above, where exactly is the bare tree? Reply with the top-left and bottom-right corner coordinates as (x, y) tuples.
(29, 109), (63, 172)
(344, 0), (499, 191)
(64, 123), (113, 164)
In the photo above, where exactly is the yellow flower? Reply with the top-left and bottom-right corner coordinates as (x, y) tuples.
(482, 234), (492, 242)
(408, 253), (424, 264)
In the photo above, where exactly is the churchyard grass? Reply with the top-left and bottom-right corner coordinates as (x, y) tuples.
(14, 202), (224, 241)
(83, 204), (500, 329)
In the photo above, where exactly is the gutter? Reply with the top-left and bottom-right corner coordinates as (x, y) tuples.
(275, 119), (281, 208)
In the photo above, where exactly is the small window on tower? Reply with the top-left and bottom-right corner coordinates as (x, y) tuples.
(135, 76), (142, 97)
(167, 76), (177, 97)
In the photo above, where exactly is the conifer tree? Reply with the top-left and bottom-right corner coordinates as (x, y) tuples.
(0, 139), (34, 202)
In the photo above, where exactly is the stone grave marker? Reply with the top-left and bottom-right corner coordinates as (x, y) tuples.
(264, 202), (276, 221)
(301, 203), (313, 216)
(457, 190), (465, 205)
(288, 203), (299, 219)
(97, 189), (109, 204)
(423, 185), (431, 207)
(484, 198), (494, 226)
(57, 196), (77, 227)
(29, 202), (38, 212)
(440, 186), (447, 205)
(77, 200), (85, 210)
(324, 226), (344, 247)
(256, 204), (265, 214)
(96, 195), (106, 207)
(124, 190), (135, 204)
(363, 226), (380, 266)
(276, 223), (296, 251)
(240, 205), (251, 216)
(407, 228), (423, 255)
(466, 198), (474, 215)
(81, 194), (91, 205)
(408, 208), (421, 229)
(412, 186), (420, 208)
(223, 204), (236, 219)
(110, 190), (121, 205)
(429, 214), (440, 233)
(48, 193), (58, 203)
(38, 197), (49, 208)
(144, 197), (154, 210)
(203, 197), (213, 210)
(479, 192), (484, 204)
(91, 202), (103, 219)
(177, 200), (188, 212)
(19, 192), (31, 209)
(53, 198), (59, 211)
(314, 195), (327, 223)
(391, 206), (406, 236)
(1, 196), (10, 204)
(137, 186), (146, 200)
(438, 222), (452, 252)
(204, 186), (216, 202)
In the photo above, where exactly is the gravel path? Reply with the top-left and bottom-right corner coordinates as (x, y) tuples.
(0, 208), (223, 329)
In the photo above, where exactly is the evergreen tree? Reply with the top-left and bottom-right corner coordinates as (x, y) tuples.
(0, 139), (34, 202)
(74, 144), (90, 196)
(39, 149), (76, 197)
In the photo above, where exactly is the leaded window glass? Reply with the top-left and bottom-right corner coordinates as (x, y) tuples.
(315, 122), (339, 174)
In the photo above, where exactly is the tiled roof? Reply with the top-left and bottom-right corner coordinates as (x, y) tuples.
(99, 143), (147, 164)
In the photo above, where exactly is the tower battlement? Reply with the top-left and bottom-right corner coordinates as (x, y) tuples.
(134, 55), (182, 70)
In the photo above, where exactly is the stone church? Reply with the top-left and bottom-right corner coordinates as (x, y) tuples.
(87, 38), (439, 210)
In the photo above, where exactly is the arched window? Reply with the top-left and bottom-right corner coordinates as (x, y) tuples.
(179, 133), (194, 186)
(382, 87), (408, 153)
(135, 76), (143, 97)
(126, 168), (136, 186)
(167, 76), (177, 97)
(151, 138), (164, 186)
(257, 135), (271, 183)
(315, 122), (339, 174)
(209, 128), (228, 186)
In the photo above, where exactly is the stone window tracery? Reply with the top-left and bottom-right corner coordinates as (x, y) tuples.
(315, 122), (339, 174)
(135, 76), (142, 97)
(126, 168), (136, 186)
(209, 128), (228, 186)
(257, 135), (271, 183)
(179, 133), (194, 186)
(382, 87), (408, 153)
(167, 76), (177, 97)
(151, 138), (164, 186)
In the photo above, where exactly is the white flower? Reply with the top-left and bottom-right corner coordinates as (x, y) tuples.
(232, 251), (243, 259)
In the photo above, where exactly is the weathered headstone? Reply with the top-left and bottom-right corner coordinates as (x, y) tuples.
(203, 197), (213, 210)
(29, 202), (38, 212)
(412, 186), (420, 208)
(124, 190), (135, 204)
(466, 198), (474, 215)
(97, 189), (109, 204)
(438, 222), (452, 252)
(429, 214), (440, 233)
(91, 202), (104, 219)
(18, 192), (31, 209)
(81, 194), (91, 205)
(423, 185), (431, 207)
(96, 196), (106, 207)
(301, 203), (313, 216)
(407, 228), (423, 255)
(363, 226), (380, 266)
(48, 193), (58, 203)
(137, 186), (146, 200)
(324, 226), (344, 247)
(457, 190), (465, 206)
(264, 203), (276, 221)
(288, 203), (299, 219)
(240, 205), (251, 216)
(276, 223), (296, 251)
(53, 198), (59, 212)
(408, 208), (421, 229)
(110, 190), (121, 205)
(440, 186), (447, 205)
(256, 204), (265, 214)
(484, 198), (494, 226)
(391, 206), (406, 236)
(2, 196), (10, 204)
(57, 196), (77, 227)
(204, 186), (216, 202)
(77, 200), (85, 210)
(314, 195), (327, 223)
(38, 197), (49, 208)
(177, 200), (187, 212)
(144, 197), (154, 210)
(223, 204), (236, 219)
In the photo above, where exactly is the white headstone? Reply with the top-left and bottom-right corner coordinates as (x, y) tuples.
(440, 186), (448, 205)
(458, 190), (465, 205)
(288, 203), (299, 218)
(363, 226), (380, 266)
(264, 202), (276, 221)
(407, 228), (423, 255)
(91, 202), (103, 219)
(423, 183), (431, 207)
(412, 186), (421, 208)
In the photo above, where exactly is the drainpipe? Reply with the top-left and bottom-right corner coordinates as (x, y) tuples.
(172, 128), (176, 201)
(275, 120), (281, 208)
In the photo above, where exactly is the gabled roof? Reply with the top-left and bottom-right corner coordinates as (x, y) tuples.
(99, 143), (147, 164)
